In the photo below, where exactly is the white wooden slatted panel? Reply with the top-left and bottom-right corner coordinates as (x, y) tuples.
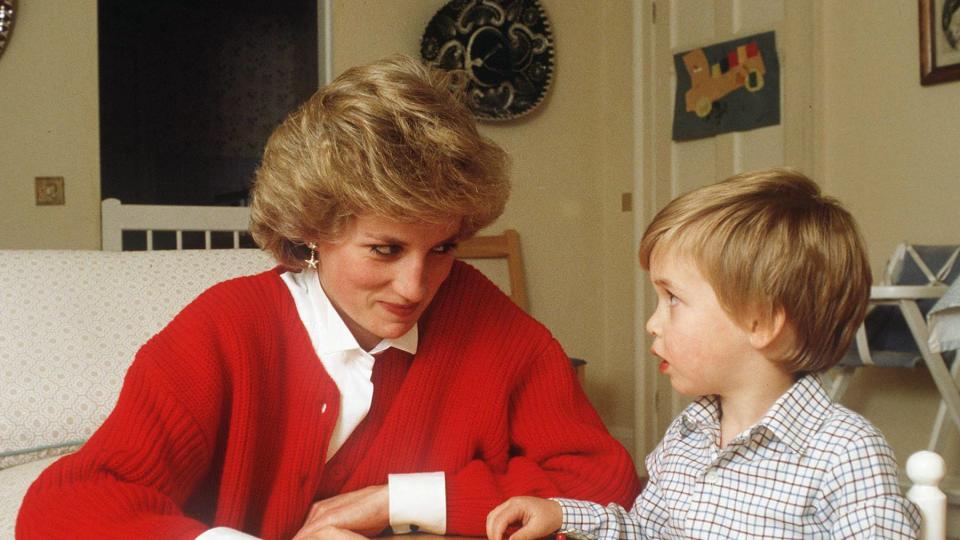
(101, 198), (251, 252)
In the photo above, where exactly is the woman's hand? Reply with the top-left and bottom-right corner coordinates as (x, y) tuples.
(486, 496), (563, 540)
(293, 485), (389, 539)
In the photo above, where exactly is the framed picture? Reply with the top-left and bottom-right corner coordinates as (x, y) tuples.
(920, 0), (960, 84)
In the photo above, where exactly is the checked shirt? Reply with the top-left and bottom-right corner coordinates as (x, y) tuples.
(555, 375), (920, 539)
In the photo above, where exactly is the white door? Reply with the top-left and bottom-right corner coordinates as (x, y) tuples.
(633, 0), (815, 460)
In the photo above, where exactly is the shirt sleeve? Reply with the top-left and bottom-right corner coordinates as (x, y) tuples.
(388, 472), (446, 534)
(550, 421), (678, 540)
(553, 498), (642, 540)
(820, 430), (921, 537)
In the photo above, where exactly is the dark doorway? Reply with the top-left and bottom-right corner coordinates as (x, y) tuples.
(99, 0), (318, 206)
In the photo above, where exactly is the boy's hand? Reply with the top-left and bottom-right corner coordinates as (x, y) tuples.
(486, 496), (563, 540)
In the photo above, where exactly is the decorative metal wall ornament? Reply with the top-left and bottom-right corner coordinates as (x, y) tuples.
(421, 0), (555, 121)
(0, 0), (13, 61)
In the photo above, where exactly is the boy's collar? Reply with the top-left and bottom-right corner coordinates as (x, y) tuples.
(681, 374), (833, 454)
(680, 395), (721, 433)
(758, 373), (833, 454)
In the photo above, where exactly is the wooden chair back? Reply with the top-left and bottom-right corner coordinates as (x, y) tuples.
(456, 229), (528, 312)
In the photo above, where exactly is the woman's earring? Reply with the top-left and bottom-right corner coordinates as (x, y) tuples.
(305, 243), (319, 269)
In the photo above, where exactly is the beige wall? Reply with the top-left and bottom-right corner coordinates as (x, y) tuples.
(817, 2), (959, 465)
(332, 0), (638, 447)
(818, 2), (958, 270)
(0, 0), (101, 250)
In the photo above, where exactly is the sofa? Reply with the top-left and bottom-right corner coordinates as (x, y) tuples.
(0, 248), (274, 538)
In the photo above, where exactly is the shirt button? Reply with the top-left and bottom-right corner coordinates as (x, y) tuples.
(704, 470), (720, 485)
(321, 402), (328, 414)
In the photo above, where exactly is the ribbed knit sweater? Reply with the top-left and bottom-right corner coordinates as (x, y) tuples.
(17, 261), (640, 540)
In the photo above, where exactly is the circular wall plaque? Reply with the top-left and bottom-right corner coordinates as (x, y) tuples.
(0, 0), (14, 61)
(421, 0), (555, 121)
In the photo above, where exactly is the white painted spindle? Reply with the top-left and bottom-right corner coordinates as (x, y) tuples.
(907, 450), (946, 540)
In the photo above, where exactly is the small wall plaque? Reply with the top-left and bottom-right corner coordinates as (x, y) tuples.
(36, 176), (65, 205)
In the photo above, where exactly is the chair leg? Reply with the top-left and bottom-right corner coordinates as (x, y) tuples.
(899, 300), (960, 450)
(825, 367), (855, 402)
(927, 353), (960, 452)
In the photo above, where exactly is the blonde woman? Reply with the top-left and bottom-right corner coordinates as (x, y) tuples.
(19, 55), (639, 540)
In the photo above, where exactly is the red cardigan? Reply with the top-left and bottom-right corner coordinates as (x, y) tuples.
(18, 261), (640, 539)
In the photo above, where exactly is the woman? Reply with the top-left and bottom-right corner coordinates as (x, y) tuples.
(18, 55), (639, 540)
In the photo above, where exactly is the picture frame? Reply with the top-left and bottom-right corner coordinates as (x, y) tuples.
(920, 0), (960, 85)
(0, 0), (15, 62)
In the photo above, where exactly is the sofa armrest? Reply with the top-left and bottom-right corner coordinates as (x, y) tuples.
(0, 454), (68, 538)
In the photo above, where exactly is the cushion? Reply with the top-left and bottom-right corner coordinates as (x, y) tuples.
(0, 249), (273, 469)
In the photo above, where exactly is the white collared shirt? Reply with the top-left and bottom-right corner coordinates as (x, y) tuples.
(197, 269), (444, 540)
(281, 268), (418, 459)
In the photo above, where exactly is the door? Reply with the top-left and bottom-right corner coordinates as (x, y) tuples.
(633, 0), (816, 460)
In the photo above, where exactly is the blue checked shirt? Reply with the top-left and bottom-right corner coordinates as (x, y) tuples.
(555, 375), (920, 539)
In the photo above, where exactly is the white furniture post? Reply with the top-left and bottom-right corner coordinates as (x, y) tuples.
(907, 450), (947, 540)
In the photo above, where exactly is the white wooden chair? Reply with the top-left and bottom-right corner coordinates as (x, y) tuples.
(101, 198), (252, 251)
(829, 244), (960, 453)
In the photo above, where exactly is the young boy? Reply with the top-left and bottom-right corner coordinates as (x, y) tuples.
(486, 169), (921, 539)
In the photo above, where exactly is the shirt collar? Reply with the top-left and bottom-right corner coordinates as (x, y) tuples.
(680, 394), (722, 434)
(304, 269), (419, 357)
(679, 373), (832, 454)
(756, 373), (832, 454)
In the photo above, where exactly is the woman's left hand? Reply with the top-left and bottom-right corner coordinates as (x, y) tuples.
(296, 484), (390, 538)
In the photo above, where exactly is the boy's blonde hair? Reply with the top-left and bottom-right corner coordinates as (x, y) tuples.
(638, 168), (871, 373)
(250, 54), (511, 269)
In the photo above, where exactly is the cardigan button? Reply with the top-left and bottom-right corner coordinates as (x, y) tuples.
(321, 402), (328, 414)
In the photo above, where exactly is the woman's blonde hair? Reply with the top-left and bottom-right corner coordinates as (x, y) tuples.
(250, 54), (511, 269)
(638, 168), (871, 374)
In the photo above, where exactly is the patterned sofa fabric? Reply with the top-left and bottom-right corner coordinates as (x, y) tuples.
(0, 249), (273, 469)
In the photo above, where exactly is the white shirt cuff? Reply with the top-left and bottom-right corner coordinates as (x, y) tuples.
(388, 471), (446, 534)
(196, 527), (261, 539)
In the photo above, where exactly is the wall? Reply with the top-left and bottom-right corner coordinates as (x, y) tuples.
(817, 1), (960, 466)
(331, 0), (638, 448)
(0, 1), (100, 250)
